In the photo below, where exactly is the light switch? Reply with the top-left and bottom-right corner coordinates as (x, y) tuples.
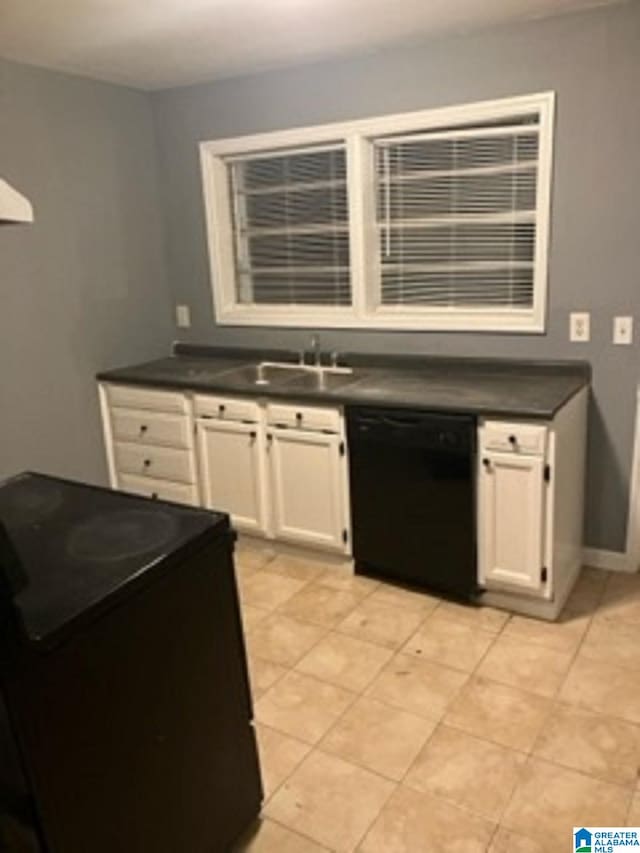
(176, 304), (191, 328)
(570, 312), (590, 343)
(613, 316), (633, 345)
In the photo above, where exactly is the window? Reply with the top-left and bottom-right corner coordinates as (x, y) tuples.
(201, 92), (554, 332)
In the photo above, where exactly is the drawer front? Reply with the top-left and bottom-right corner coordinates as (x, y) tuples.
(480, 421), (547, 456)
(194, 394), (260, 423)
(114, 442), (196, 484)
(118, 474), (198, 506)
(106, 384), (188, 414)
(111, 408), (191, 449)
(266, 403), (341, 433)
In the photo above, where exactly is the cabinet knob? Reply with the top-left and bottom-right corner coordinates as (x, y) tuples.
(508, 435), (517, 445)
(144, 458), (151, 468)
(219, 404), (226, 414)
(151, 492), (158, 500)
(140, 424), (148, 434)
(296, 412), (303, 422)
(482, 458), (491, 468)
(249, 430), (257, 440)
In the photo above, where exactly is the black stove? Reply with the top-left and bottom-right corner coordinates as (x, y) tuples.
(0, 472), (223, 646)
(0, 472), (261, 853)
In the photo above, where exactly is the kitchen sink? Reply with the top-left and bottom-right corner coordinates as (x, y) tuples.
(213, 363), (309, 386)
(213, 361), (358, 390)
(284, 370), (359, 392)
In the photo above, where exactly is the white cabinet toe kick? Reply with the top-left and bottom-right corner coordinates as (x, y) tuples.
(99, 381), (588, 616)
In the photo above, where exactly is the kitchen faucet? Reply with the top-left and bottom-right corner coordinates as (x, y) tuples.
(310, 333), (321, 368)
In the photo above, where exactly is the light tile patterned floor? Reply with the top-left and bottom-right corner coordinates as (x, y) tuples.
(232, 540), (640, 852)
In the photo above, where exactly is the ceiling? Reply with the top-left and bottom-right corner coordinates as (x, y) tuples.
(0, 0), (622, 90)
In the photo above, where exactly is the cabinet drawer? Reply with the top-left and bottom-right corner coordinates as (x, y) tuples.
(480, 421), (547, 456)
(194, 394), (260, 424)
(118, 474), (198, 506)
(111, 408), (191, 449)
(266, 403), (341, 433)
(106, 384), (189, 414)
(114, 442), (196, 484)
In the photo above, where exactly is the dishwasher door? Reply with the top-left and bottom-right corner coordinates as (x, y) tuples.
(346, 407), (477, 600)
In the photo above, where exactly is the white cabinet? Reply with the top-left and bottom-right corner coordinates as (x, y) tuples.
(197, 418), (268, 535)
(477, 389), (588, 619)
(269, 427), (347, 551)
(478, 451), (547, 594)
(99, 384), (199, 507)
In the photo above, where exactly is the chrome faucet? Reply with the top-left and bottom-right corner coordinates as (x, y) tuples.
(310, 333), (321, 368)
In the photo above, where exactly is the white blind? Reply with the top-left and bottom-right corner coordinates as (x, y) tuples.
(374, 117), (541, 309)
(227, 144), (351, 307)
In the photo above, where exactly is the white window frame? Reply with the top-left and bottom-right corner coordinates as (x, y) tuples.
(200, 91), (554, 333)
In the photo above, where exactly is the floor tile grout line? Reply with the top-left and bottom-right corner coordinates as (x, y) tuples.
(399, 716), (530, 826)
(262, 814), (336, 851)
(359, 651), (470, 722)
(399, 771), (501, 830)
(438, 713), (544, 760)
(255, 724), (312, 807)
(348, 776), (399, 853)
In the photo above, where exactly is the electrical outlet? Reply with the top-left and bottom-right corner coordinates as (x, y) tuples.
(176, 304), (191, 329)
(613, 316), (633, 345)
(570, 312), (590, 343)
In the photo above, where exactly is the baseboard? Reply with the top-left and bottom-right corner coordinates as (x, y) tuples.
(582, 547), (635, 573)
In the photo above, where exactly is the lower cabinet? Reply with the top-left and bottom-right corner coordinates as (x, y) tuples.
(477, 389), (587, 614)
(268, 427), (347, 551)
(478, 451), (547, 594)
(191, 395), (350, 553)
(196, 418), (268, 535)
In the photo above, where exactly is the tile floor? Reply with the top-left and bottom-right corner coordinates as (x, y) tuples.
(232, 539), (640, 852)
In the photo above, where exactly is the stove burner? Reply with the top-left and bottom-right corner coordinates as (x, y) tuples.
(0, 479), (64, 526)
(67, 509), (180, 563)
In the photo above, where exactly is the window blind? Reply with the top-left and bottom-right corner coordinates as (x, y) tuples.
(374, 117), (541, 309)
(227, 144), (351, 307)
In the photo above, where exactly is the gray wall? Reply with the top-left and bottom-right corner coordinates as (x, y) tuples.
(0, 59), (173, 486)
(152, 1), (640, 553)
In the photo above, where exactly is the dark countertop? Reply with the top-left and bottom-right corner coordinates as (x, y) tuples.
(97, 345), (590, 420)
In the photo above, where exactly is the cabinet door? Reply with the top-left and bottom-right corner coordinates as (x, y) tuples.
(197, 419), (267, 535)
(478, 452), (547, 594)
(269, 428), (346, 551)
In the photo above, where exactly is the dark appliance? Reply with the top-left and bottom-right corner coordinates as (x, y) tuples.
(347, 406), (477, 600)
(0, 472), (262, 853)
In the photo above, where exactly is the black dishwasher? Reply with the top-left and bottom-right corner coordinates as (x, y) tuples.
(347, 406), (477, 600)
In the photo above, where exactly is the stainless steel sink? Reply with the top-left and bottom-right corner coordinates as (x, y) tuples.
(214, 363), (309, 387)
(284, 370), (359, 392)
(214, 360), (357, 389)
